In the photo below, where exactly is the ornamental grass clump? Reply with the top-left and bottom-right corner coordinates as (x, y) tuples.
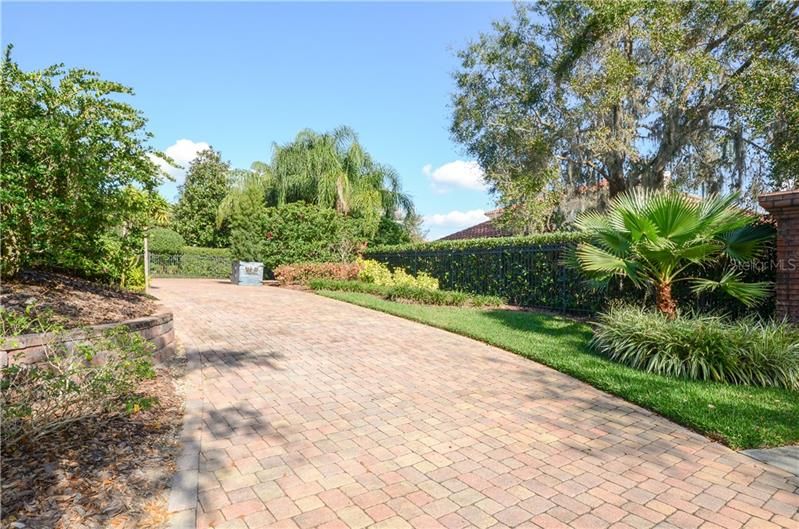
(592, 304), (799, 390)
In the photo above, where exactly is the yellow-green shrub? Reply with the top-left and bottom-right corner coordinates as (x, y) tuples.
(357, 258), (439, 290)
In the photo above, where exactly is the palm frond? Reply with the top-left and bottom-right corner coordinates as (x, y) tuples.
(691, 270), (772, 307)
(721, 224), (775, 261)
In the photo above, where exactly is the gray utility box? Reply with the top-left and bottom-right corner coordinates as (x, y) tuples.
(231, 261), (264, 286)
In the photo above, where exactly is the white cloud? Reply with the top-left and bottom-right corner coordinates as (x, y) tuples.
(150, 139), (210, 184)
(425, 209), (488, 228)
(422, 160), (487, 192)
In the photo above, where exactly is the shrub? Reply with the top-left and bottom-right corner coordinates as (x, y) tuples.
(592, 304), (799, 390)
(148, 227), (185, 255)
(357, 258), (439, 290)
(0, 308), (157, 445)
(182, 246), (231, 258)
(1, 53), (164, 280)
(309, 279), (391, 297)
(386, 285), (504, 307)
(257, 202), (368, 273)
(309, 280), (504, 307)
(358, 258), (394, 285)
(274, 262), (360, 285)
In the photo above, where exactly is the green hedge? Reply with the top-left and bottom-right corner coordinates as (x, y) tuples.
(181, 246), (231, 257)
(365, 233), (776, 316)
(367, 232), (587, 254)
(309, 279), (505, 307)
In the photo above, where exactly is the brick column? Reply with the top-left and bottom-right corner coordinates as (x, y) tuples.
(758, 190), (799, 323)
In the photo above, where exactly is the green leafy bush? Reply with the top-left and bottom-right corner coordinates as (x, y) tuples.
(309, 279), (391, 297)
(274, 262), (360, 285)
(309, 280), (504, 307)
(367, 232), (587, 254)
(257, 202), (368, 273)
(1, 308), (157, 445)
(592, 304), (799, 390)
(357, 258), (439, 290)
(1, 51), (165, 280)
(148, 227), (185, 255)
(386, 285), (504, 307)
(182, 246), (231, 258)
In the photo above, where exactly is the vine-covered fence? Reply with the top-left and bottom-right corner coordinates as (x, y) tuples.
(366, 233), (776, 316)
(369, 243), (602, 313)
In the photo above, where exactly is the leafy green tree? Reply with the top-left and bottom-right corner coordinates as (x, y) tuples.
(0, 47), (166, 277)
(218, 169), (268, 261)
(574, 190), (772, 318)
(452, 1), (799, 227)
(172, 148), (231, 247)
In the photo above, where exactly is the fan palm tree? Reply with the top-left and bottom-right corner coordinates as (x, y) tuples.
(574, 190), (772, 318)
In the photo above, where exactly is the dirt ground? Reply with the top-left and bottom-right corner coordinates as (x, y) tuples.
(0, 350), (186, 529)
(1, 271), (159, 330)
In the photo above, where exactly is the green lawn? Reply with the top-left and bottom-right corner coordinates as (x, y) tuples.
(317, 290), (799, 450)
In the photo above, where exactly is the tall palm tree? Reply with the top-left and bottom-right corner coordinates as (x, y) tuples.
(574, 190), (772, 318)
(262, 127), (414, 229)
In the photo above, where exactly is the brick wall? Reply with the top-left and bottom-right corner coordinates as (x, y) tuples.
(1, 311), (176, 366)
(758, 190), (799, 323)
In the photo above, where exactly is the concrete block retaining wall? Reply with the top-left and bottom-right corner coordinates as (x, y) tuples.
(0, 311), (176, 366)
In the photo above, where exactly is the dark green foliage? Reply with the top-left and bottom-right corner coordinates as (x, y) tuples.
(593, 305), (799, 390)
(256, 202), (368, 273)
(309, 279), (505, 307)
(148, 228), (185, 255)
(370, 217), (412, 246)
(368, 232), (587, 254)
(319, 291), (799, 449)
(181, 246), (231, 257)
(221, 170), (267, 262)
(172, 149), (231, 248)
(0, 48), (164, 280)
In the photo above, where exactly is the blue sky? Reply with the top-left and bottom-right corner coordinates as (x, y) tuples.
(2, 1), (517, 239)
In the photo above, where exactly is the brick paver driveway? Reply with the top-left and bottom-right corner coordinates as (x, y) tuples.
(153, 279), (798, 529)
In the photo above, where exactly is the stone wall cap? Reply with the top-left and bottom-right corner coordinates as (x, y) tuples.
(1, 310), (173, 351)
(759, 189), (799, 210)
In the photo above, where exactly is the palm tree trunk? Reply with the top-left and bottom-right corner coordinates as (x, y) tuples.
(656, 281), (677, 319)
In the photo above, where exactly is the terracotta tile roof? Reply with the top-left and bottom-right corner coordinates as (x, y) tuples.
(438, 219), (512, 241)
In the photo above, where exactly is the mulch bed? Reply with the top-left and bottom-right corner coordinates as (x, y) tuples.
(0, 353), (186, 529)
(1, 271), (159, 331)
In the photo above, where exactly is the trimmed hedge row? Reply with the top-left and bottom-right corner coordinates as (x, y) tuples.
(309, 279), (505, 307)
(367, 232), (587, 254)
(366, 234), (776, 316)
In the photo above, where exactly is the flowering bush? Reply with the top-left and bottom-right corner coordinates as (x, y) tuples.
(274, 262), (361, 285)
(357, 258), (439, 290)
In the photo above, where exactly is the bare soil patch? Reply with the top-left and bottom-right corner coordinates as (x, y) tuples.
(0, 352), (186, 529)
(1, 271), (158, 330)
